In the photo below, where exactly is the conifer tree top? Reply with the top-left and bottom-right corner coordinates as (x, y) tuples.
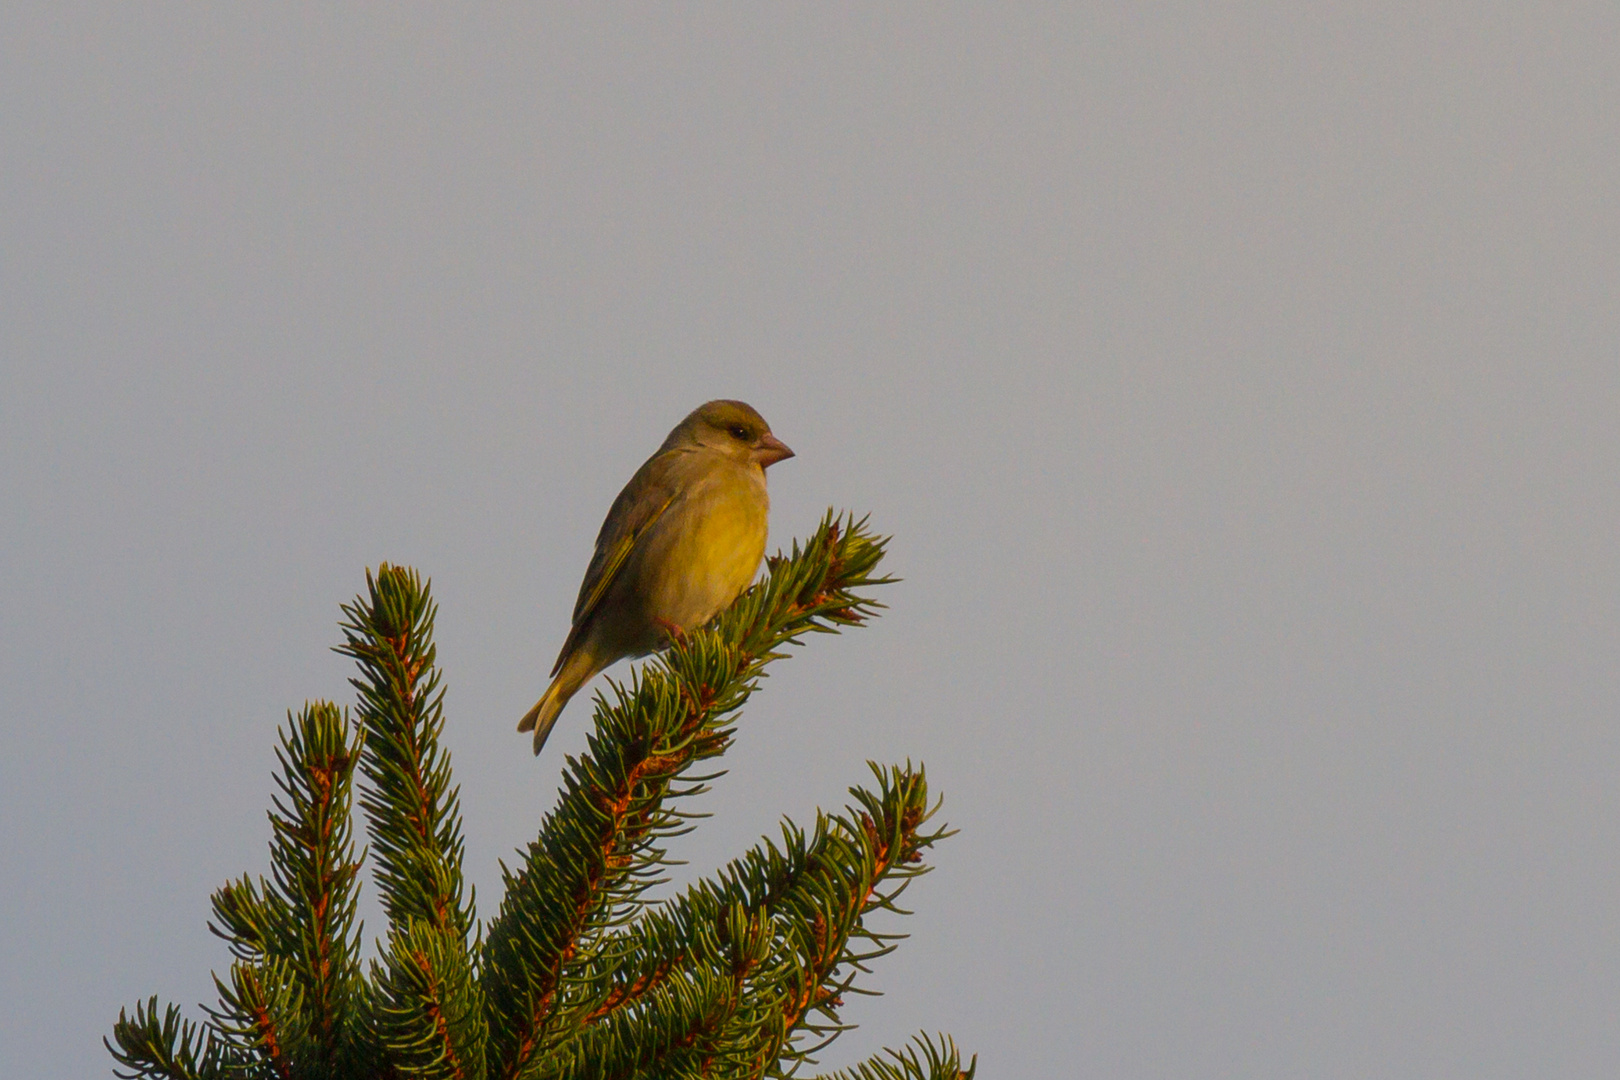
(108, 513), (974, 1080)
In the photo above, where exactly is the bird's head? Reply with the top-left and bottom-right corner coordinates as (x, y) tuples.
(667, 399), (795, 469)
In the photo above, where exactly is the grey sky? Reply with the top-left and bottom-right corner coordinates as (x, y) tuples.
(3, 5), (1617, 1077)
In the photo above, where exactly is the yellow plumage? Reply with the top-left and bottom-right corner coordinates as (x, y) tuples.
(518, 400), (793, 754)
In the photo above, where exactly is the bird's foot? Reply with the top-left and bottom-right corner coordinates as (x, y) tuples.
(653, 617), (689, 648)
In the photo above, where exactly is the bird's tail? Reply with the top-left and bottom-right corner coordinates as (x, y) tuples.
(517, 647), (599, 755)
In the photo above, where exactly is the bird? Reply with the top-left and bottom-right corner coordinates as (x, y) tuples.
(518, 399), (795, 754)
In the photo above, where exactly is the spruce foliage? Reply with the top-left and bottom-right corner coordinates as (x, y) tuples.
(108, 513), (973, 1080)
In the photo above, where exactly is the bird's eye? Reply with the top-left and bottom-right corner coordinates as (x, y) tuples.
(728, 425), (750, 440)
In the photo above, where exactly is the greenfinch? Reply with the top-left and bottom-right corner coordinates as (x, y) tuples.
(518, 400), (794, 754)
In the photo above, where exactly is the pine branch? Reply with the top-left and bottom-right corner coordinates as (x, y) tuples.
(195, 704), (369, 1077)
(338, 566), (486, 1076)
(533, 907), (772, 1080)
(337, 565), (475, 942)
(210, 872), (290, 963)
(368, 921), (488, 1080)
(553, 763), (947, 1079)
(759, 764), (947, 1077)
(203, 956), (309, 1078)
(809, 1035), (976, 1080)
(267, 703), (366, 1069)
(480, 513), (894, 1080)
(109, 512), (970, 1080)
(105, 997), (237, 1080)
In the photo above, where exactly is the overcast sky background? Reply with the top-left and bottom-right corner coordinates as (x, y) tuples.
(3, 5), (1618, 1077)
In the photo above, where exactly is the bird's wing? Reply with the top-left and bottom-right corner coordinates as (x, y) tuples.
(551, 450), (688, 675)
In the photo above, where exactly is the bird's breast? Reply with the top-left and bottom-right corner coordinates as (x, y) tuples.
(632, 465), (768, 631)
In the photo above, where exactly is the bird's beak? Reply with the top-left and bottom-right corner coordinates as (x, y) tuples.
(754, 432), (795, 468)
